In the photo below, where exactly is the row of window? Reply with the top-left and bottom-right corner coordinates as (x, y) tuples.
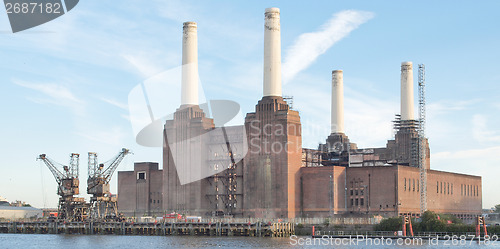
(150, 199), (161, 204)
(349, 188), (365, 196)
(461, 184), (479, 197)
(436, 181), (453, 195)
(403, 178), (420, 192)
(350, 198), (364, 206)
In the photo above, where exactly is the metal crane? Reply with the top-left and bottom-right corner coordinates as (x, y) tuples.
(87, 148), (131, 221)
(37, 153), (87, 221)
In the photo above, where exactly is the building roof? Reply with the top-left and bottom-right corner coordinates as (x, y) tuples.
(0, 196), (9, 206)
(0, 206), (41, 211)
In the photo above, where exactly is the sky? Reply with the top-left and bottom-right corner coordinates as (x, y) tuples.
(0, 0), (499, 210)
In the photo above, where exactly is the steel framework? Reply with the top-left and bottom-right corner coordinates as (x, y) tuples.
(418, 64), (427, 214)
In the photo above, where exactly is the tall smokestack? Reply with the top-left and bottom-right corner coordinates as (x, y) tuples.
(263, 7), (282, 97)
(400, 61), (415, 120)
(331, 70), (344, 133)
(181, 22), (199, 106)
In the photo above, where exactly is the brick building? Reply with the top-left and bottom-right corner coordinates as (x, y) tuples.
(117, 162), (163, 217)
(116, 8), (482, 220)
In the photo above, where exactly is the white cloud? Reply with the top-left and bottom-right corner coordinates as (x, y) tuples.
(100, 97), (128, 110)
(427, 99), (479, 117)
(154, 0), (197, 23)
(122, 53), (177, 78)
(431, 146), (500, 209)
(282, 10), (374, 84)
(75, 127), (127, 147)
(472, 114), (500, 143)
(14, 80), (82, 104)
(433, 146), (500, 161)
(13, 79), (84, 113)
(494, 103), (500, 110)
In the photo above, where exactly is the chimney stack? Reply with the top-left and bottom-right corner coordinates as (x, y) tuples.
(331, 70), (344, 133)
(181, 22), (199, 106)
(263, 7), (282, 97)
(400, 61), (415, 120)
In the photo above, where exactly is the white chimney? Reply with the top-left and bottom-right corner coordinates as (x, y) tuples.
(331, 70), (344, 133)
(263, 7), (282, 97)
(181, 22), (199, 106)
(400, 61), (415, 120)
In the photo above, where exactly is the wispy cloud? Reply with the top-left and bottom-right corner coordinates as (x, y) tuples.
(154, 0), (197, 23)
(122, 52), (178, 78)
(100, 97), (128, 110)
(282, 10), (374, 84)
(427, 99), (480, 116)
(75, 127), (127, 146)
(13, 79), (84, 108)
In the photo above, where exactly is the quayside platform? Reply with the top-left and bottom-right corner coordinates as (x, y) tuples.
(0, 221), (294, 237)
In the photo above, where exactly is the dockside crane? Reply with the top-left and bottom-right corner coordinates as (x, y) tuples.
(37, 153), (88, 221)
(87, 148), (131, 221)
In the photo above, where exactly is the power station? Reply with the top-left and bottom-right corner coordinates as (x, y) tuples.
(117, 8), (482, 221)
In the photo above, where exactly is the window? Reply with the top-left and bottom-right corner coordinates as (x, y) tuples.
(355, 190), (359, 196)
(461, 184), (463, 195)
(350, 199), (354, 206)
(350, 189), (353, 196)
(137, 171), (146, 180)
(417, 180), (419, 192)
(447, 183), (450, 194)
(451, 183), (453, 195)
(404, 178), (407, 191)
(360, 189), (364, 196)
(437, 181), (439, 193)
(355, 199), (359, 206)
(440, 182), (443, 194)
(360, 198), (364, 206)
(413, 179), (415, 191)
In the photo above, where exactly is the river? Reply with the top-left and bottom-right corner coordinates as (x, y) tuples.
(1, 234), (500, 248)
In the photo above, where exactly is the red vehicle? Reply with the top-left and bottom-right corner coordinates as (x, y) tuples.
(163, 213), (182, 220)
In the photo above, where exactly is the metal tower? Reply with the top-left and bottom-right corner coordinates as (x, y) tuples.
(418, 64), (427, 214)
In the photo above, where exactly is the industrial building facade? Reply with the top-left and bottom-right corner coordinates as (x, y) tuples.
(117, 8), (482, 220)
(117, 162), (163, 217)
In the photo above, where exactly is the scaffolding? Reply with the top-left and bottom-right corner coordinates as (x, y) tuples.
(207, 128), (241, 217)
(418, 64), (427, 214)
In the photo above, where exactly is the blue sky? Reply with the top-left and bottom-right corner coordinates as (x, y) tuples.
(0, 1), (499, 209)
